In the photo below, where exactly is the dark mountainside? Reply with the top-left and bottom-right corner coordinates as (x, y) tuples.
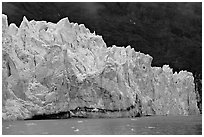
(2, 2), (202, 118)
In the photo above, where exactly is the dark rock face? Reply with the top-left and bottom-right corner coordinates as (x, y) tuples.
(2, 14), (200, 120)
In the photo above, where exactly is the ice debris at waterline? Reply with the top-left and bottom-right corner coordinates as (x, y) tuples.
(2, 14), (200, 121)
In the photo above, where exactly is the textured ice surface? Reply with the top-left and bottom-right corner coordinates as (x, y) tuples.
(2, 14), (200, 120)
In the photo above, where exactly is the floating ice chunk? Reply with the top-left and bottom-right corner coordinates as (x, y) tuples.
(74, 129), (79, 132)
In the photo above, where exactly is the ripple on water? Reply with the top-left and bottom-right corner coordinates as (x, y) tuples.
(18, 131), (25, 134)
(25, 123), (37, 126)
(42, 132), (49, 134)
(2, 116), (202, 135)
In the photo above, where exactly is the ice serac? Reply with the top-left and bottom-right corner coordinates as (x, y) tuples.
(2, 14), (200, 120)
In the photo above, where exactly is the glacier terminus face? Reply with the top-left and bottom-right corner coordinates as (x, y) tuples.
(2, 14), (200, 120)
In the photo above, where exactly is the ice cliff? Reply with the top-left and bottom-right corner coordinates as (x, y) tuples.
(2, 14), (200, 120)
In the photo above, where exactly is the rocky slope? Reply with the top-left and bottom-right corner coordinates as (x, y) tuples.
(2, 14), (200, 120)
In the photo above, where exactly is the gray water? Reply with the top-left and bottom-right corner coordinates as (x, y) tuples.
(2, 115), (202, 135)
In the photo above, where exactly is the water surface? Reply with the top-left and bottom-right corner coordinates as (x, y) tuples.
(2, 115), (202, 135)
